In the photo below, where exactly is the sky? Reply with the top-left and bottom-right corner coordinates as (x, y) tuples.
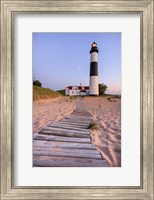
(33, 32), (121, 94)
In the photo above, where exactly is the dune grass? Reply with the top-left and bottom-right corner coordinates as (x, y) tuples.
(88, 121), (99, 130)
(33, 86), (63, 101)
(56, 89), (65, 96)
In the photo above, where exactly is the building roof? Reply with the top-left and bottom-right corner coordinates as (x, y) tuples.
(66, 86), (89, 90)
(66, 86), (73, 89)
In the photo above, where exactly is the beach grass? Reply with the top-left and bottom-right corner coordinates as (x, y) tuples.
(56, 89), (65, 96)
(33, 86), (63, 101)
(88, 121), (99, 130)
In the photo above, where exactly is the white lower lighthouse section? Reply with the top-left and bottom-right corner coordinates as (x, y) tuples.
(89, 76), (99, 95)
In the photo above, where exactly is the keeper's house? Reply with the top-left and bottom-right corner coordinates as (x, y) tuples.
(65, 86), (89, 96)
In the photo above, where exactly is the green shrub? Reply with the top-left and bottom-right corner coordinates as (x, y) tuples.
(33, 80), (42, 87)
(99, 83), (108, 95)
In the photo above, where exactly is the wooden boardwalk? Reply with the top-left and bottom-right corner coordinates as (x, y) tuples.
(33, 100), (109, 167)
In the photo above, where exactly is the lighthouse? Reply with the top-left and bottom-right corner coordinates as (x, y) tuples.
(89, 42), (99, 96)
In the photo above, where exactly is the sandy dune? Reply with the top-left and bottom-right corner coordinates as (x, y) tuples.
(33, 97), (77, 134)
(83, 97), (121, 167)
(33, 96), (121, 167)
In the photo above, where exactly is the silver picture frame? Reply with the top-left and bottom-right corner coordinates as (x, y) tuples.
(0, 0), (153, 199)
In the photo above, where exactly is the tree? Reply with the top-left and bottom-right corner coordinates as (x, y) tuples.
(33, 80), (42, 87)
(99, 83), (107, 95)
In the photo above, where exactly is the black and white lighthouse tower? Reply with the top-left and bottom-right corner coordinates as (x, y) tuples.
(89, 42), (99, 96)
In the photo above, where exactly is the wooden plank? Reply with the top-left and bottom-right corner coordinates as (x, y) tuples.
(52, 121), (88, 128)
(44, 126), (89, 134)
(33, 155), (109, 167)
(49, 121), (89, 129)
(33, 147), (102, 159)
(64, 117), (91, 122)
(67, 115), (92, 120)
(34, 134), (91, 143)
(64, 115), (90, 118)
(34, 145), (101, 155)
(71, 112), (91, 115)
(48, 124), (89, 130)
(49, 123), (89, 130)
(65, 119), (91, 123)
(39, 130), (90, 138)
(61, 119), (90, 124)
(33, 140), (96, 149)
(43, 126), (89, 135)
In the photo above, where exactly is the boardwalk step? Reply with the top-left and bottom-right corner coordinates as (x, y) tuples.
(67, 116), (92, 120)
(43, 126), (89, 135)
(51, 121), (89, 128)
(61, 119), (90, 124)
(45, 126), (89, 133)
(49, 123), (88, 130)
(33, 155), (109, 167)
(33, 140), (96, 149)
(33, 147), (102, 159)
(39, 130), (90, 138)
(34, 134), (91, 143)
(65, 115), (92, 119)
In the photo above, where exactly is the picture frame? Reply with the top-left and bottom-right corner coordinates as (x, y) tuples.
(0, 0), (153, 199)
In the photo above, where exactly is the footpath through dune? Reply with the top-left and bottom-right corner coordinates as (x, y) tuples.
(33, 98), (109, 167)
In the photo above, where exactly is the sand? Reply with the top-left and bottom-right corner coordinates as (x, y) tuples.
(83, 97), (121, 167)
(33, 96), (121, 167)
(33, 97), (77, 134)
